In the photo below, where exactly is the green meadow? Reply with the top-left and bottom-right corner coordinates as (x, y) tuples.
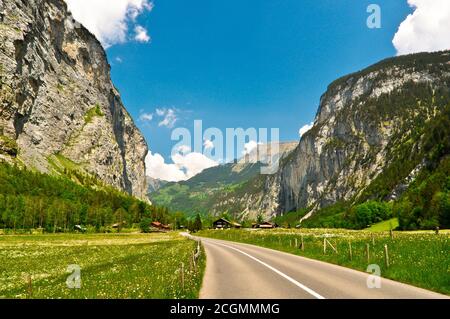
(0, 233), (205, 299)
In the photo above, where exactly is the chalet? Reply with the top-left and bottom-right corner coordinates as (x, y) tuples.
(253, 221), (278, 229)
(151, 221), (170, 230)
(212, 218), (242, 229)
(112, 221), (126, 229)
(74, 225), (87, 233)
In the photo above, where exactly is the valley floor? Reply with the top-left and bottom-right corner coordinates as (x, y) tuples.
(0, 233), (205, 299)
(197, 228), (450, 296)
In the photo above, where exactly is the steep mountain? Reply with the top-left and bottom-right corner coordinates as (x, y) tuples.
(0, 0), (148, 198)
(150, 142), (298, 216)
(278, 51), (450, 216)
(160, 51), (449, 224)
(147, 176), (167, 193)
(233, 51), (450, 222)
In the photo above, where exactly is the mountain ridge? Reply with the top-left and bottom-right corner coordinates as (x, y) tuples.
(152, 50), (450, 225)
(150, 142), (298, 216)
(0, 0), (148, 198)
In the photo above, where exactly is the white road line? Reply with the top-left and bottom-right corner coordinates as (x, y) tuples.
(208, 240), (326, 300)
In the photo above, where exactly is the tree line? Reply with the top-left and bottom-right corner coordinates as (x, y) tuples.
(0, 163), (171, 232)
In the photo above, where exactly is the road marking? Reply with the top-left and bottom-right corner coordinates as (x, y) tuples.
(209, 240), (326, 299)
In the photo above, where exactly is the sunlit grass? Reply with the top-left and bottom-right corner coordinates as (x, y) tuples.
(0, 233), (205, 299)
(366, 218), (399, 232)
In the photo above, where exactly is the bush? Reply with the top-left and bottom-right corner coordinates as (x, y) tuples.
(139, 218), (152, 233)
(349, 201), (392, 229)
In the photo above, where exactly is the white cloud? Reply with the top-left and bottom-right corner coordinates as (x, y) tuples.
(156, 108), (178, 128)
(139, 112), (153, 122)
(299, 122), (314, 137)
(242, 140), (258, 156)
(64, 0), (153, 47)
(203, 139), (214, 150)
(172, 152), (218, 179)
(393, 0), (450, 55)
(145, 151), (218, 182)
(134, 25), (151, 43)
(177, 145), (192, 154)
(145, 152), (187, 182)
(156, 108), (166, 116)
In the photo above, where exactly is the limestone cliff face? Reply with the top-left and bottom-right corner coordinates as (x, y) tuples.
(219, 51), (450, 219)
(277, 51), (450, 215)
(0, 0), (148, 198)
(150, 142), (298, 218)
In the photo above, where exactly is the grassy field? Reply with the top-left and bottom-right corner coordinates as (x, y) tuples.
(198, 228), (450, 295)
(366, 218), (399, 232)
(0, 232), (205, 299)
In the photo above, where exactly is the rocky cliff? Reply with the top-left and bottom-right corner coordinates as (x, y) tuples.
(150, 142), (298, 217)
(0, 0), (148, 198)
(277, 51), (450, 216)
(210, 51), (450, 220)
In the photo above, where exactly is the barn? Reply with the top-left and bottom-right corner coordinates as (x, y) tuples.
(212, 218), (242, 229)
(151, 221), (170, 230)
(253, 221), (278, 229)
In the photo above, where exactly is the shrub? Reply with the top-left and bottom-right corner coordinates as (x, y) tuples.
(139, 218), (152, 233)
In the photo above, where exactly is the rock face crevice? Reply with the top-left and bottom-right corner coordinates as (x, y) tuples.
(0, 0), (148, 199)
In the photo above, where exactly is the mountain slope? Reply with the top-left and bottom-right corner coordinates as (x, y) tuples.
(0, 0), (148, 198)
(150, 142), (298, 216)
(276, 51), (450, 216)
(186, 51), (450, 224)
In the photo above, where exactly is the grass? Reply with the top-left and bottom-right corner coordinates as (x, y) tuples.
(366, 218), (399, 232)
(0, 232), (205, 299)
(84, 104), (104, 124)
(0, 135), (18, 155)
(48, 153), (81, 172)
(198, 228), (450, 295)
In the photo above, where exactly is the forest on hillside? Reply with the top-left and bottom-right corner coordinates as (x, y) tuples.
(0, 163), (171, 232)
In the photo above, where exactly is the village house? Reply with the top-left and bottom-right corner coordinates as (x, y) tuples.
(252, 221), (278, 229)
(212, 218), (242, 229)
(151, 221), (171, 231)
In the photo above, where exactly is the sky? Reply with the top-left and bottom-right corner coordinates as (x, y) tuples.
(65, 0), (450, 182)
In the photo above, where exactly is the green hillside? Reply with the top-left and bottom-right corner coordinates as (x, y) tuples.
(150, 163), (263, 215)
(0, 163), (170, 232)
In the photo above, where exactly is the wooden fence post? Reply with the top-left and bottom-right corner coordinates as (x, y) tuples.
(295, 238), (298, 248)
(390, 229), (394, 240)
(180, 262), (185, 289)
(325, 239), (338, 254)
(301, 236), (305, 251)
(348, 241), (352, 261)
(366, 243), (370, 264)
(323, 238), (326, 254)
(384, 244), (390, 268)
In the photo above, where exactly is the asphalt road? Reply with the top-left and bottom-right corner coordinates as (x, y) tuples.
(191, 236), (448, 299)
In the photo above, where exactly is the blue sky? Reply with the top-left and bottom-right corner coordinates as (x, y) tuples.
(106, 0), (411, 160)
(66, 0), (450, 180)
